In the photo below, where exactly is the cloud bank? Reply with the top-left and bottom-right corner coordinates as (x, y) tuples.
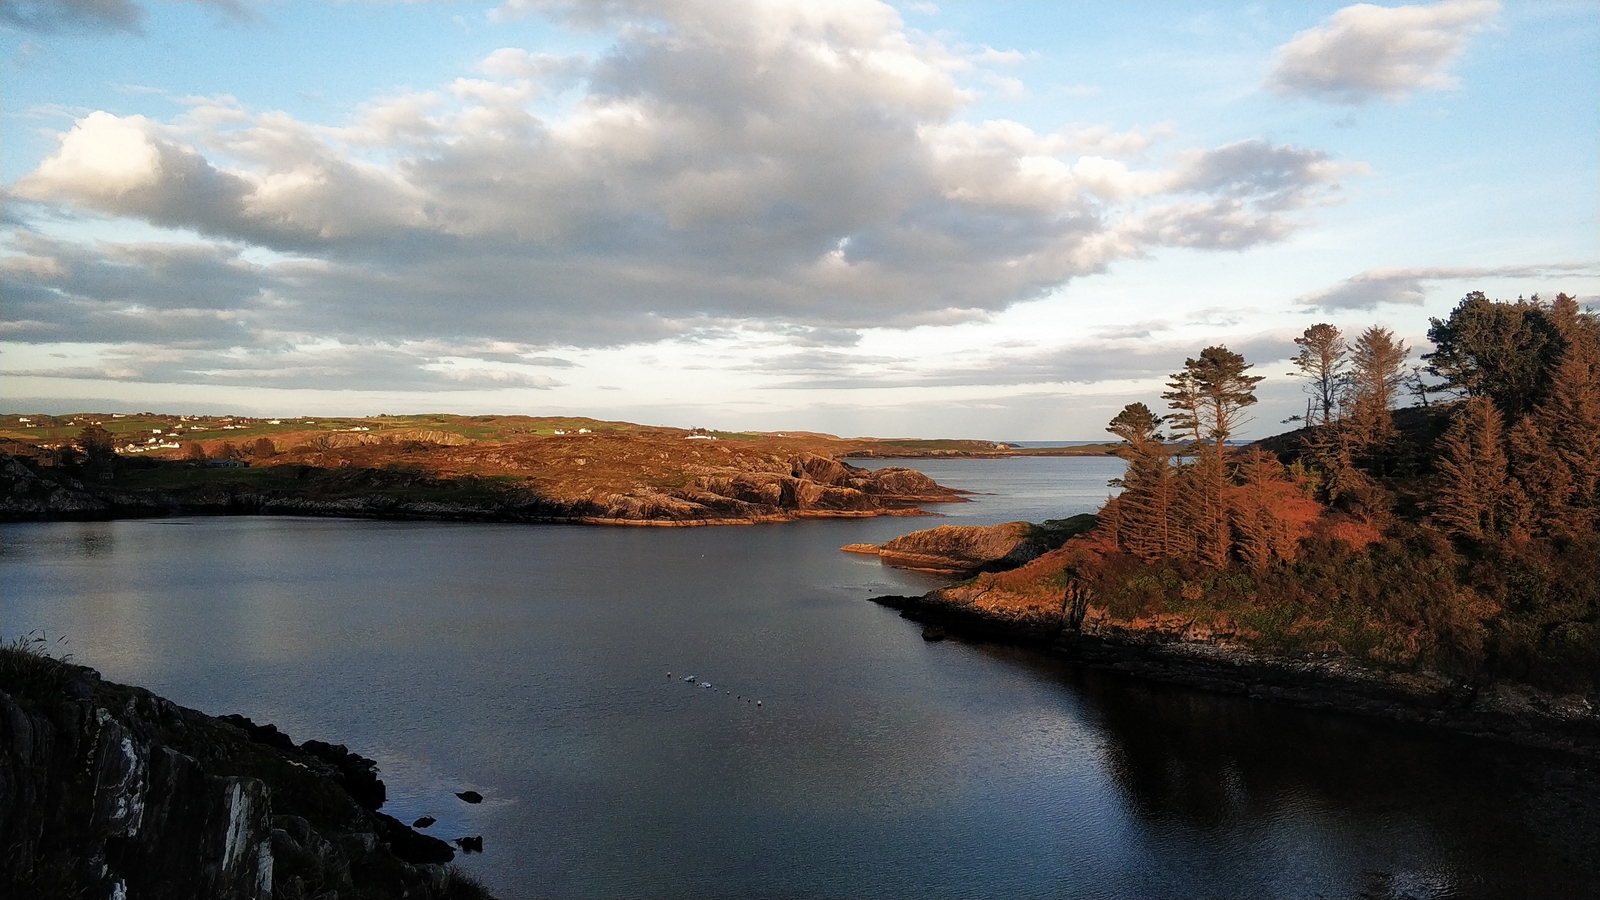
(4, 0), (1358, 391)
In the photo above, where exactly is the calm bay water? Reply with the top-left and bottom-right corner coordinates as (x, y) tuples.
(2, 456), (1595, 898)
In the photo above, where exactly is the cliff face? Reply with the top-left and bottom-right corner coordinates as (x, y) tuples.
(0, 652), (488, 900)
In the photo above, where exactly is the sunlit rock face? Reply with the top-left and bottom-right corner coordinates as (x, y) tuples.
(847, 522), (1043, 574)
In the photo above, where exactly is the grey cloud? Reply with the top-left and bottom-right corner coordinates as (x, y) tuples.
(1, 0), (273, 35)
(1266, 0), (1498, 105)
(737, 323), (863, 348)
(1, 0), (143, 34)
(1131, 140), (1355, 251)
(1298, 263), (1600, 312)
(1177, 141), (1339, 205)
(0, 235), (268, 346)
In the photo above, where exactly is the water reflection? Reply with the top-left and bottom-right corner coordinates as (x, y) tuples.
(966, 642), (1599, 898)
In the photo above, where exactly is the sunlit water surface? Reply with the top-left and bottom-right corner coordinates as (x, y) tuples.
(3, 456), (1594, 898)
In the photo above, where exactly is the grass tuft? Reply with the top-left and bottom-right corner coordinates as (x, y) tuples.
(0, 631), (77, 702)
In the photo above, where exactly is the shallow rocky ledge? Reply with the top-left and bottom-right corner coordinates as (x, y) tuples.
(871, 592), (1600, 759)
(0, 659), (491, 899)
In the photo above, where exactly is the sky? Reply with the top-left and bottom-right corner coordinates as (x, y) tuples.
(1, 0), (1595, 439)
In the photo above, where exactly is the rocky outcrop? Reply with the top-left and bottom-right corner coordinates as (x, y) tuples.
(843, 515), (1098, 574)
(0, 454), (111, 518)
(1, 652), (490, 899)
(844, 522), (1042, 574)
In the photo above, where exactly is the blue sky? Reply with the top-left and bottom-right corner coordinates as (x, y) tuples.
(2, 0), (1595, 438)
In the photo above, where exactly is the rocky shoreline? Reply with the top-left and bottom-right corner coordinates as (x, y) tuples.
(871, 591), (1600, 759)
(0, 651), (491, 899)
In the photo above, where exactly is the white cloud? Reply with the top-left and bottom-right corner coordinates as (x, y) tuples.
(1266, 0), (1498, 104)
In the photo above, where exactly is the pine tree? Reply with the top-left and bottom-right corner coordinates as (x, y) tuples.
(1186, 346), (1265, 452)
(1525, 294), (1600, 531)
(1291, 323), (1347, 428)
(1161, 371), (1203, 451)
(1433, 397), (1521, 541)
(1345, 325), (1407, 450)
(1508, 416), (1573, 536)
(1229, 449), (1281, 571)
(1106, 403), (1176, 561)
(1171, 347), (1263, 565)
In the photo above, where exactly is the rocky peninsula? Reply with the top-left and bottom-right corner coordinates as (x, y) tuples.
(866, 530), (1600, 759)
(0, 643), (491, 899)
(0, 440), (965, 526)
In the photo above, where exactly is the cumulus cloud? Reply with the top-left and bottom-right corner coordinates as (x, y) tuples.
(1297, 263), (1600, 311)
(7, 0), (1356, 386)
(1266, 0), (1498, 104)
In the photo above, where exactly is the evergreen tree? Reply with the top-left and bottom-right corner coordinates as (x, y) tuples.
(1170, 347), (1263, 566)
(1425, 292), (1565, 420)
(1508, 416), (1573, 536)
(1106, 403), (1176, 561)
(1160, 370), (1203, 451)
(1433, 397), (1522, 541)
(1229, 449), (1281, 572)
(1524, 293), (1600, 531)
(1345, 325), (1407, 449)
(1184, 346), (1265, 452)
(1291, 323), (1347, 428)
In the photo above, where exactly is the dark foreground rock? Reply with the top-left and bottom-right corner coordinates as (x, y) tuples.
(874, 591), (1600, 759)
(0, 649), (493, 900)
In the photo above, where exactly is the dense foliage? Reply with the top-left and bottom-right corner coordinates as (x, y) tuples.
(1074, 293), (1599, 692)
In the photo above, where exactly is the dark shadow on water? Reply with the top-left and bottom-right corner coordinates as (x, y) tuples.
(964, 641), (1600, 898)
